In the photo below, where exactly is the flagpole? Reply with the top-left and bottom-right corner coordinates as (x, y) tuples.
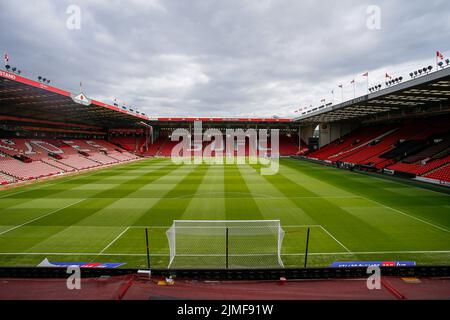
(436, 52), (438, 71)
(353, 82), (356, 98)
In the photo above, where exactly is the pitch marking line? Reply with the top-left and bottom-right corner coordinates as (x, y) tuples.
(363, 197), (450, 233)
(285, 160), (450, 232)
(0, 199), (85, 236)
(1, 250), (450, 256)
(128, 225), (323, 229)
(318, 225), (352, 253)
(98, 226), (130, 255)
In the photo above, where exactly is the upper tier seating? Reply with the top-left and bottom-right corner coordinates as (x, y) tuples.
(109, 137), (142, 152)
(402, 138), (450, 164)
(337, 124), (428, 167)
(308, 125), (394, 161)
(306, 117), (450, 181)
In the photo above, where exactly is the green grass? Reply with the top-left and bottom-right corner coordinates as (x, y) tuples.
(0, 157), (449, 269)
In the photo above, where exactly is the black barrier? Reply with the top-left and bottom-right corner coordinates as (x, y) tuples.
(0, 265), (449, 280)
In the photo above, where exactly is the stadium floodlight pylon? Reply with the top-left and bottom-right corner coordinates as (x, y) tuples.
(166, 220), (285, 269)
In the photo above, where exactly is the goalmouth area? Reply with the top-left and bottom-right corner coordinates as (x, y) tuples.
(0, 157), (448, 270)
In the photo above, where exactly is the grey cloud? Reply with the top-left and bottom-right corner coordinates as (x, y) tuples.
(1, 0), (449, 117)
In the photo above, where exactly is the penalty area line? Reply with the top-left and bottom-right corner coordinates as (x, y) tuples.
(363, 197), (450, 233)
(0, 199), (85, 237)
(318, 225), (352, 253)
(98, 226), (131, 255)
(1, 250), (450, 256)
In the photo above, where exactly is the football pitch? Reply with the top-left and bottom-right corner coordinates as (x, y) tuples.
(0, 157), (449, 269)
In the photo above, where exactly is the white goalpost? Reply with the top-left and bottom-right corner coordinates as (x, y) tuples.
(166, 220), (285, 269)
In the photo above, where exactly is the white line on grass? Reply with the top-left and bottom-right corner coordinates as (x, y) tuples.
(318, 225), (352, 253)
(362, 197), (450, 233)
(174, 191), (361, 200)
(284, 160), (450, 233)
(98, 227), (130, 255)
(0, 199), (85, 236)
(1, 250), (450, 256)
(368, 174), (450, 197)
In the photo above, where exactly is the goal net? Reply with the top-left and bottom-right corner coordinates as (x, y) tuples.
(166, 220), (285, 269)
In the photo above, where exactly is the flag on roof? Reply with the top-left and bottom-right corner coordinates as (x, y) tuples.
(350, 79), (355, 84)
(385, 73), (391, 79)
(362, 72), (369, 77)
(437, 51), (444, 60)
(4, 53), (9, 63)
(338, 84), (343, 88)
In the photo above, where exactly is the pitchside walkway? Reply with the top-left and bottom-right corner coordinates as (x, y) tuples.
(0, 274), (449, 300)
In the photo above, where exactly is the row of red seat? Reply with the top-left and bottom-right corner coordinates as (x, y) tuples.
(424, 163), (450, 182)
(307, 119), (450, 182)
(0, 139), (139, 184)
(124, 134), (306, 157)
(309, 125), (394, 161)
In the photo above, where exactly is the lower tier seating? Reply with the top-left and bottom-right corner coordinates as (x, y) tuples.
(424, 163), (450, 182)
(0, 138), (141, 185)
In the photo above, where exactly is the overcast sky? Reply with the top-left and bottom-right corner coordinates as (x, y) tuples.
(1, 0), (449, 118)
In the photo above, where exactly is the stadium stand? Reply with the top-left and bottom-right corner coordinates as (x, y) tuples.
(424, 162), (450, 182)
(0, 137), (141, 185)
(134, 132), (303, 157)
(308, 125), (395, 162)
(279, 135), (302, 156)
(305, 116), (450, 182)
(109, 137), (141, 153)
(0, 154), (62, 180)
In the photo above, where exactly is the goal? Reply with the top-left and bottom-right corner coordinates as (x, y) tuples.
(166, 220), (285, 269)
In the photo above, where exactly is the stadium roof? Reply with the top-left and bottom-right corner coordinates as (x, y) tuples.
(0, 70), (155, 130)
(295, 67), (450, 124)
(0, 70), (292, 130)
